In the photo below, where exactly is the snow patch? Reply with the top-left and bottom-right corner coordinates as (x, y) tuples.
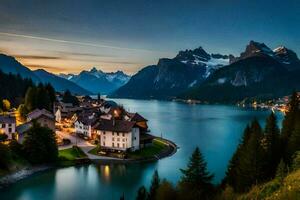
(189, 80), (197, 87)
(217, 78), (227, 84)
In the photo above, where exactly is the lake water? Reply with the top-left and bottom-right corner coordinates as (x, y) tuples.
(0, 99), (284, 200)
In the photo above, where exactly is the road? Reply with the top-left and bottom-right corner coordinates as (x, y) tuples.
(56, 131), (119, 160)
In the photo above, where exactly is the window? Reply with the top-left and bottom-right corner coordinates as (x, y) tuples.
(117, 143), (120, 148)
(112, 132), (114, 136)
(117, 132), (119, 136)
(8, 128), (12, 133)
(1, 124), (5, 128)
(103, 136), (106, 140)
(122, 133), (125, 137)
(122, 143), (125, 148)
(122, 138), (125, 142)
(103, 131), (106, 135)
(117, 138), (120, 142)
(112, 143), (114, 147)
(9, 124), (12, 127)
(134, 137), (136, 140)
(103, 142), (105, 146)
(112, 137), (114, 141)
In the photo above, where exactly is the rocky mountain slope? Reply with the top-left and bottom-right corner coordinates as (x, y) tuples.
(111, 47), (230, 99)
(33, 69), (92, 95)
(182, 41), (300, 102)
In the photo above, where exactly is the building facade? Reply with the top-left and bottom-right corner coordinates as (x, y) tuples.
(0, 115), (16, 140)
(27, 109), (55, 131)
(95, 119), (140, 152)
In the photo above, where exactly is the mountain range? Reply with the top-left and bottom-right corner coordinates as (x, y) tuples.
(59, 67), (130, 94)
(111, 47), (230, 99)
(0, 54), (92, 95)
(111, 41), (300, 102)
(0, 54), (130, 95)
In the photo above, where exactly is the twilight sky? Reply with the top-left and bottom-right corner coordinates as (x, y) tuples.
(0, 0), (299, 74)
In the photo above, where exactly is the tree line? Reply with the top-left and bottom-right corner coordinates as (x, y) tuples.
(222, 91), (300, 193)
(18, 83), (56, 117)
(0, 70), (34, 108)
(120, 91), (300, 200)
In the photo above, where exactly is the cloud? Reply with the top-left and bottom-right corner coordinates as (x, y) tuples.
(0, 32), (170, 53)
(13, 55), (62, 60)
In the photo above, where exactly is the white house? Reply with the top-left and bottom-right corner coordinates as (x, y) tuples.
(94, 119), (140, 152)
(74, 114), (97, 138)
(0, 115), (16, 140)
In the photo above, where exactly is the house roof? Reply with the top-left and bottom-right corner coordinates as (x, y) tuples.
(103, 100), (118, 108)
(94, 119), (136, 133)
(76, 114), (98, 126)
(127, 112), (148, 122)
(16, 122), (32, 134)
(0, 115), (16, 124)
(27, 109), (54, 120)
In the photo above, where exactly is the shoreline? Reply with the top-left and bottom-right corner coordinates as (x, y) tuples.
(91, 137), (178, 164)
(0, 138), (177, 188)
(0, 165), (53, 189)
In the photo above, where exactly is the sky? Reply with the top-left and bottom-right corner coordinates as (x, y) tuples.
(0, 0), (299, 75)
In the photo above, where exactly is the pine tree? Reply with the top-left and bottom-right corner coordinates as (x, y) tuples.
(264, 112), (281, 178)
(282, 92), (299, 140)
(147, 170), (160, 200)
(223, 125), (251, 188)
(286, 120), (300, 163)
(24, 87), (36, 111)
(282, 92), (300, 163)
(136, 186), (147, 200)
(235, 119), (266, 192)
(178, 147), (214, 200)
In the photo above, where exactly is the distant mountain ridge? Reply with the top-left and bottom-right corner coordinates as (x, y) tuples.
(0, 53), (91, 95)
(182, 41), (300, 103)
(112, 41), (300, 102)
(111, 47), (230, 99)
(59, 67), (131, 94)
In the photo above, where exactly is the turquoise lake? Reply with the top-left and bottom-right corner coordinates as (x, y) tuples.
(0, 99), (284, 200)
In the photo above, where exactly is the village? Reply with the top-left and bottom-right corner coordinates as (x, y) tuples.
(0, 93), (175, 161)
